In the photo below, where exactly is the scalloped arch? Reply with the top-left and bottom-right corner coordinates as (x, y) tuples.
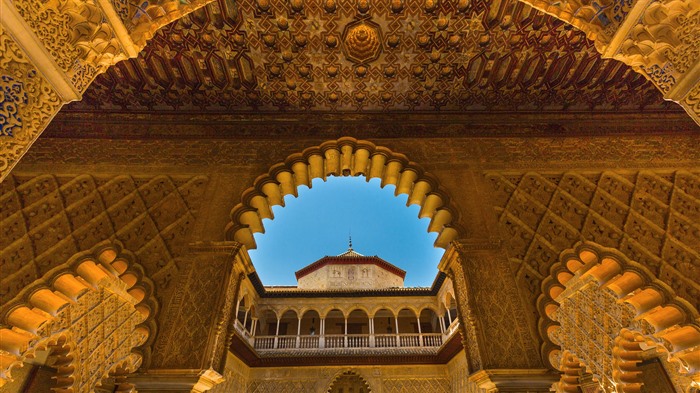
(326, 370), (373, 393)
(0, 241), (158, 391)
(225, 137), (465, 250)
(537, 241), (700, 389)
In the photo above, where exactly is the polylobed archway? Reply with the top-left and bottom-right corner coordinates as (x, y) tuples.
(327, 370), (372, 393)
(0, 241), (158, 391)
(538, 241), (700, 390)
(225, 137), (465, 250)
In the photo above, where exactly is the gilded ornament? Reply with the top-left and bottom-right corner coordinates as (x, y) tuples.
(328, 92), (339, 102)
(479, 34), (490, 46)
(324, 0), (337, 13)
(457, 0), (469, 12)
(437, 17), (449, 30)
(294, 35), (308, 48)
(263, 34), (276, 47)
(257, 0), (270, 11)
(341, 21), (383, 64)
(355, 66), (368, 77)
(269, 65), (282, 77)
(384, 66), (396, 77)
(233, 33), (245, 46)
(413, 66), (424, 77)
(327, 66), (338, 77)
(424, 0), (438, 13)
(286, 79), (297, 90)
(298, 65), (311, 78)
(277, 17), (289, 30)
(357, 0), (370, 14)
(430, 49), (441, 62)
(387, 34), (401, 48)
(354, 92), (366, 102)
(326, 35), (338, 48)
(417, 34), (431, 47)
(289, 0), (304, 13)
(390, 0), (404, 13)
(448, 35), (461, 47)
(381, 92), (392, 101)
(281, 50), (293, 62)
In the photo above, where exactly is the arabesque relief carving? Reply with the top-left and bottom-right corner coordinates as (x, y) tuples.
(541, 242), (700, 391)
(0, 0), (216, 180)
(0, 242), (157, 392)
(0, 27), (63, 174)
(519, 0), (700, 124)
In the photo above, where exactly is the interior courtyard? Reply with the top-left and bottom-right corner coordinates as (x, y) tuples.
(1, 0), (700, 391)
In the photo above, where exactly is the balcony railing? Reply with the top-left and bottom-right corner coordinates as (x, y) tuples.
(251, 332), (446, 351)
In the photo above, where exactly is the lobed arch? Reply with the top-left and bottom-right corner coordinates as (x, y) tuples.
(225, 137), (466, 250)
(326, 369), (372, 393)
(538, 241), (700, 389)
(0, 241), (158, 391)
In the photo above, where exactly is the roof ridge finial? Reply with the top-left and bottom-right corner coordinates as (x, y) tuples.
(348, 232), (353, 251)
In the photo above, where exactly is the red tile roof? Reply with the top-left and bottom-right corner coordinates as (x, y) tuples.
(295, 252), (406, 280)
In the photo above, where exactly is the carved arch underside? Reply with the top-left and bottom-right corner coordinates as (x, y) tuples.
(327, 370), (372, 393)
(538, 241), (700, 391)
(226, 137), (465, 250)
(0, 242), (158, 392)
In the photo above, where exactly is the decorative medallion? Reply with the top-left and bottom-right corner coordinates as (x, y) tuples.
(341, 20), (383, 64)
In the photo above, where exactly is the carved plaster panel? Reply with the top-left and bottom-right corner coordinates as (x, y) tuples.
(0, 174), (209, 309)
(486, 170), (700, 317)
(0, 26), (63, 174)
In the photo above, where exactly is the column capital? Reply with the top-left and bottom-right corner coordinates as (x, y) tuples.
(129, 369), (224, 393)
(469, 369), (560, 392)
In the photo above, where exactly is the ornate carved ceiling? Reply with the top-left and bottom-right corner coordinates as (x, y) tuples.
(65, 0), (679, 114)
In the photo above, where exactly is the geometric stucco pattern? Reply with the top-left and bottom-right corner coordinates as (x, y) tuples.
(247, 380), (318, 393)
(0, 174), (209, 307)
(383, 378), (452, 393)
(485, 169), (700, 355)
(71, 0), (673, 113)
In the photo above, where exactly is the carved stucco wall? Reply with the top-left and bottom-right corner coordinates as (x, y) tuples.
(447, 350), (485, 393)
(2, 135), (699, 390)
(0, 26), (63, 171)
(0, 0), (219, 179)
(486, 169), (700, 360)
(211, 356), (453, 393)
(0, 173), (210, 370)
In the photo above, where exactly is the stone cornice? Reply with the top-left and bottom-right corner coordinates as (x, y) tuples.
(44, 111), (698, 139)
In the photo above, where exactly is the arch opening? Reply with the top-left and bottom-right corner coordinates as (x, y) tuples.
(226, 137), (465, 252)
(327, 370), (372, 393)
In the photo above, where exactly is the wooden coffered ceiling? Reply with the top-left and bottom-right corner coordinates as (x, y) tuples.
(63, 0), (681, 116)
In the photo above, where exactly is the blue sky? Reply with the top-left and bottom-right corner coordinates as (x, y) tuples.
(248, 176), (445, 287)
